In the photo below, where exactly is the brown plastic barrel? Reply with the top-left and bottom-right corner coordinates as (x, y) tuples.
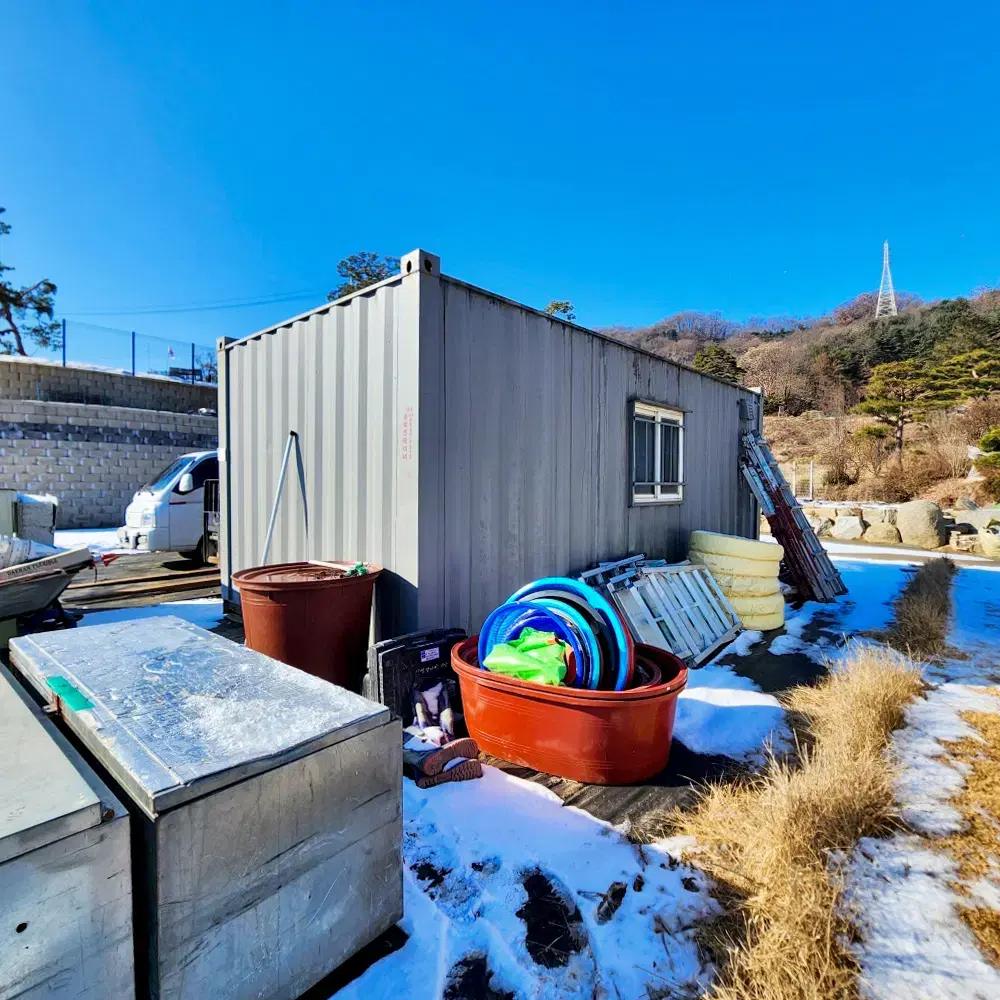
(233, 562), (381, 690)
(452, 638), (687, 785)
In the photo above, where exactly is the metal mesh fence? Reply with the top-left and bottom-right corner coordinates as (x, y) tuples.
(29, 321), (218, 384)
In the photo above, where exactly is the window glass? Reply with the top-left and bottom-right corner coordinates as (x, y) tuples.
(143, 457), (194, 493)
(634, 417), (655, 496)
(190, 457), (219, 491)
(631, 404), (684, 503)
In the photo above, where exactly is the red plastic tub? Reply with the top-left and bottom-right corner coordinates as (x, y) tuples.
(452, 638), (688, 784)
(233, 561), (381, 690)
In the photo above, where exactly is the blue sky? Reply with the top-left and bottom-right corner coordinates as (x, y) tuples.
(3, 1), (999, 362)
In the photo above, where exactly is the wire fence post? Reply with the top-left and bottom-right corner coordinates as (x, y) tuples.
(61, 319), (66, 367)
(131, 331), (136, 376)
(190, 342), (196, 384)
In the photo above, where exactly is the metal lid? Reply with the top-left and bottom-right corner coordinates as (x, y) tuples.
(9, 616), (390, 819)
(0, 664), (102, 863)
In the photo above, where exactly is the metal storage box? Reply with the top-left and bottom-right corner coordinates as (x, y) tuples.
(0, 664), (134, 1000)
(9, 616), (402, 1000)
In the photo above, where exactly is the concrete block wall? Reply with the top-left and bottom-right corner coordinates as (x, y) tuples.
(0, 358), (217, 414)
(0, 399), (218, 528)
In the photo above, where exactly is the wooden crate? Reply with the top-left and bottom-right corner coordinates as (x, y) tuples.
(0, 664), (134, 1000)
(10, 617), (402, 1000)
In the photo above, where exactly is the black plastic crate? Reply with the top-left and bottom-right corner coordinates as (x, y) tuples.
(361, 628), (466, 727)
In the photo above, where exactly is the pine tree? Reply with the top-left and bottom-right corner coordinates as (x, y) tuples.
(853, 360), (960, 462)
(932, 350), (1000, 399)
(0, 207), (62, 356)
(544, 300), (576, 322)
(692, 344), (741, 384)
(327, 252), (400, 301)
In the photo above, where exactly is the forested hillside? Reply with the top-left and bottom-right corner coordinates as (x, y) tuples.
(604, 287), (1000, 504)
(606, 288), (1000, 415)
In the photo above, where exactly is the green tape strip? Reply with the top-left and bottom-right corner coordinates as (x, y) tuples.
(47, 676), (94, 712)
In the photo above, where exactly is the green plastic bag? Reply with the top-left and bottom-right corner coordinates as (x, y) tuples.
(482, 627), (568, 686)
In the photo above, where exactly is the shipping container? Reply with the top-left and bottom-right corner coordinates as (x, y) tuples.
(218, 249), (761, 636)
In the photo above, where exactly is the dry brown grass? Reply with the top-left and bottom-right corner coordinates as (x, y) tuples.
(885, 557), (958, 658)
(937, 707), (1000, 963)
(634, 646), (923, 1000)
(961, 907), (1000, 966)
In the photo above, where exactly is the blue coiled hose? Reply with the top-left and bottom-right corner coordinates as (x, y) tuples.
(478, 600), (587, 685)
(507, 578), (631, 691)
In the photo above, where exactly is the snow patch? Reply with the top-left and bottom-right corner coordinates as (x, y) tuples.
(847, 565), (1000, 997)
(333, 765), (718, 1000)
(673, 636), (787, 759)
(673, 682), (786, 759)
(55, 527), (129, 554)
(845, 835), (1000, 999)
(76, 598), (224, 631)
(893, 684), (1000, 836)
(768, 601), (820, 655)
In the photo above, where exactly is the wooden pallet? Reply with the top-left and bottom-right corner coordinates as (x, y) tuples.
(740, 431), (847, 602)
(581, 556), (741, 666)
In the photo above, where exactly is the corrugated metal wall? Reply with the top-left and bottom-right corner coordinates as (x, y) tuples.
(220, 252), (759, 640)
(432, 277), (759, 633)
(219, 273), (421, 636)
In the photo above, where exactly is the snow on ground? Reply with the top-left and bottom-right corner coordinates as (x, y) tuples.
(845, 836), (1000, 1000)
(845, 565), (1000, 999)
(765, 560), (910, 667)
(673, 655), (787, 759)
(762, 532), (1000, 567)
(334, 766), (718, 1000)
(75, 598), (224, 630)
(54, 527), (128, 553)
(671, 559), (912, 759)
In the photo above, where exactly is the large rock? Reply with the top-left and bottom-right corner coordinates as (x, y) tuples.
(815, 518), (834, 537)
(863, 522), (902, 545)
(948, 508), (1000, 531)
(836, 506), (863, 518)
(863, 506), (897, 525)
(896, 500), (947, 549)
(831, 515), (866, 540)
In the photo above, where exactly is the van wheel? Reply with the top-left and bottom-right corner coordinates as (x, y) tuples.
(180, 537), (206, 566)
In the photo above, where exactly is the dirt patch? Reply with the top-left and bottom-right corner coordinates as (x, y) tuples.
(718, 606), (841, 695)
(516, 869), (586, 968)
(412, 860), (449, 890)
(594, 881), (627, 924)
(443, 954), (515, 1000)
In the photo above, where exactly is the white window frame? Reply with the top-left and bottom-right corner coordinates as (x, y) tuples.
(631, 401), (684, 505)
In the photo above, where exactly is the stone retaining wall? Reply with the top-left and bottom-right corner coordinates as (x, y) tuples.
(0, 399), (218, 528)
(763, 500), (1000, 554)
(0, 358), (217, 414)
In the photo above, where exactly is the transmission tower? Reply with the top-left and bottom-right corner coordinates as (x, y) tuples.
(875, 240), (897, 318)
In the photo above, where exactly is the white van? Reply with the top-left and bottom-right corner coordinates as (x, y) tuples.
(118, 451), (219, 562)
